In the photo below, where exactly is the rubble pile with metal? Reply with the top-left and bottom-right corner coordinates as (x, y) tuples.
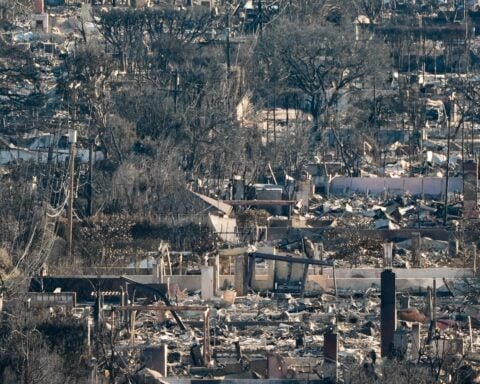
(94, 275), (480, 382)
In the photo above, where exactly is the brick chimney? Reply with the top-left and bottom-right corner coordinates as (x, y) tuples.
(34, 0), (44, 14)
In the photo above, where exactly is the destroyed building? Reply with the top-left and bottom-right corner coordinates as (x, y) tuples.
(2, 0), (480, 383)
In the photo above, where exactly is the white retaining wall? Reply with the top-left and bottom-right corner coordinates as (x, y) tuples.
(329, 177), (463, 197)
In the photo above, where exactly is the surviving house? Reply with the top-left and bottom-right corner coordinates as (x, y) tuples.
(0, 132), (103, 165)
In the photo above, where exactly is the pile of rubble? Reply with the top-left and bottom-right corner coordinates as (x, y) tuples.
(103, 283), (480, 382)
(308, 194), (462, 230)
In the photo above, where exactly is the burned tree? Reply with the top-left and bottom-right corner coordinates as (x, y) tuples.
(0, 38), (44, 126)
(254, 19), (386, 146)
(58, 45), (119, 161)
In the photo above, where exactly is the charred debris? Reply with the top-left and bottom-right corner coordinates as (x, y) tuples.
(2, 0), (480, 383)
(24, 167), (480, 383)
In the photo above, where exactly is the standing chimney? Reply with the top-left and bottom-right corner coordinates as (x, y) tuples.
(34, 0), (44, 14)
(383, 242), (393, 269)
(381, 269), (396, 358)
(324, 332), (338, 381)
(411, 233), (422, 267)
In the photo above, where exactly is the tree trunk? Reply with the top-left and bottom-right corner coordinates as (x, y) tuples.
(310, 95), (321, 133)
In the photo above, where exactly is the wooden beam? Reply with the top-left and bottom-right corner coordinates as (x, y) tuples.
(113, 305), (208, 312)
(184, 320), (303, 327)
(250, 252), (333, 266)
(120, 276), (186, 330)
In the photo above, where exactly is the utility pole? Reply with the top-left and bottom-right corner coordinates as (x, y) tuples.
(173, 71), (179, 114)
(225, 12), (231, 72)
(444, 108), (451, 227)
(67, 128), (77, 263)
(465, 0), (468, 45)
(257, 0), (263, 33)
(87, 134), (93, 217)
(470, 92), (474, 157)
(373, 75), (377, 128)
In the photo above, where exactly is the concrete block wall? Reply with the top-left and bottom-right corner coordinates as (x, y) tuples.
(252, 259), (275, 290)
(134, 267), (473, 295)
(32, 13), (49, 32)
(319, 268), (473, 279)
(201, 267), (214, 300)
(235, 255), (247, 294)
(275, 256), (305, 283)
(329, 176), (462, 197)
(311, 275), (456, 292)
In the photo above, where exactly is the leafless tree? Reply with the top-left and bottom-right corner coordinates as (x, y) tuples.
(0, 298), (85, 383)
(0, 38), (44, 120)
